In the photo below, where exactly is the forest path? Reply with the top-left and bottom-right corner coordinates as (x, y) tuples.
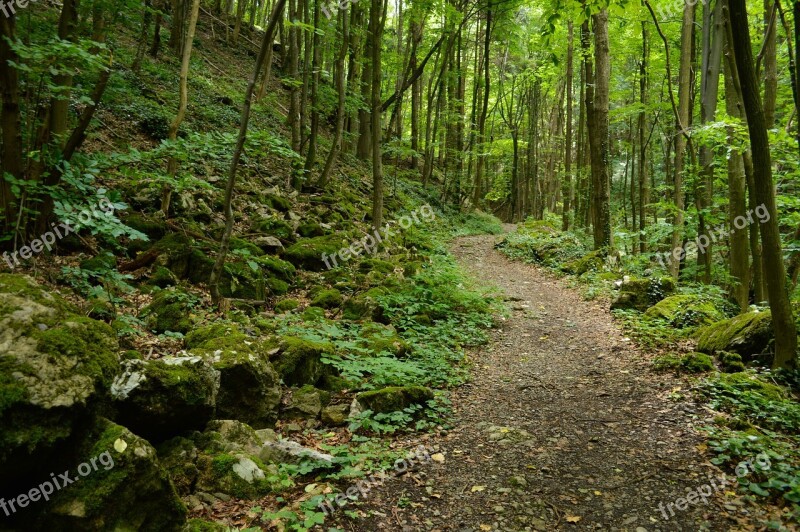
(340, 232), (745, 531)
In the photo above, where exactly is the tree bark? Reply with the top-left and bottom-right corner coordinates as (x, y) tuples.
(729, 0), (797, 368)
(210, 0), (288, 305)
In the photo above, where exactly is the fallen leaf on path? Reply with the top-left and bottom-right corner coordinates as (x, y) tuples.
(471, 485), (486, 492)
(480, 525), (492, 531)
(566, 515), (582, 523)
(431, 453), (446, 463)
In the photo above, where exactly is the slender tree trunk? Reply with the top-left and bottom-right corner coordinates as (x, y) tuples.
(287, 0), (301, 153)
(638, 21), (649, 253)
(162, 0), (201, 215)
(317, 6), (349, 187)
(210, 0), (288, 305)
(369, 0), (385, 228)
(669, 0), (696, 279)
(724, 46), (751, 313)
(729, 0), (797, 368)
(303, 0), (322, 174)
(562, 22), (574, 231)
(0, 15), (21, 230)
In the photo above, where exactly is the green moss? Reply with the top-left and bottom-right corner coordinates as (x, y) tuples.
(696, 310), (773, 361)
(610, 276), (676, 312)
(264, 194), (292, 212)
(250, 217), (294, 241)
(311, 288), (343, 309)
(357, 322), (410, 357)
(267, 277), (289, 295)
(141, 288), (196, 334)
(185, 323), (243, 349)
(718, 372), (787, 401)
(148, 266), (178, 288)
(185, 518), (228, 531)
(80, 253), (117, 272)
(356, 386), (434, 413)
(298, 223), (325, 237)
(275, 298), (300, 313)
(260, 256), (296, 281)
(301, 306), (326, 321)
(680, 352), (714, 373)
(718, 351), (746, 373)
(645, 294), (724, 328)
(561, 249), (605, 276)
(283, 235), (347, 271)
(652, 354), (682, 371)
(230, 237), (263, 257)
(343, 287), (388, 321)
(272, 337), (334, 386)
(359, 258), (395, 274)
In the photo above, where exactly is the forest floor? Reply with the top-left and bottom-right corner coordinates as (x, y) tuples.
(330, 230), (772, 531)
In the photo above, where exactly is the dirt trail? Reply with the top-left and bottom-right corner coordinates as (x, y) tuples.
(339, 233), (752, 531)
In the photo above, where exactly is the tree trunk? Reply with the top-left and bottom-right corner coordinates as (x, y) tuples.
(669, 0), (696, 279)
(0, 15), (22, 230)
(588, 10), (612, 250)
(562, 21), (574, 231)
(638, 21), (649, 253)
(369, 0), (385, 228)
(210, 0), (288, 305)
(729, 0), (797, 368)
(317, 6), (349, 187)
(303, 0), (322, 174)
(161, 0), (201, 215)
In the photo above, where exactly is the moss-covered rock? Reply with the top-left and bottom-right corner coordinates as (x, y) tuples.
(343, 287), (388, 321)
(310, 288), (343, 309)
(355, 386), (434, 413)
(282, 385), (330, 419)
(0, 274), (119, 483)
(644, 294), (725, 328)
(266, 277), (289, 296)
(301, 306), (326, 321)
(185, 519), (229, 531)
(359, 258), (396, 274)
(260, 256), (296, 281)
(297, 223), (326, 238)
(271, 337), (335, 387)
(680, 352), (714, 373)
(185, 322), (243, 349)
(33, 418), (187, 531)
(561, 249), (605, 276)
(274, 298), (299, 314)
(79, 252), (117, 272)
(148, 265), (178, 288)
(695, 310), (774, 362)
(191, 336), (281, 428)
(610, 276), (676, 312)
(111, 356), (220, 442)
(250, 216), (295, 242)
(153, 234), (195, 279)
(357, 322), (410, 357)
(321, 404), (350, 426)
(716, 372), (788, 401)
(141, 288), (197, 334)
(195, 451), (279, 499)
(718, 351), (746, 373)
(283, 235), (346, 271)
(263, 194), (292, 213)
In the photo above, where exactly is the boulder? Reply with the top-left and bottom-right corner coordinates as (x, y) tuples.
(192, 335), (281, 428)
(310, 288), (343, 309)
(34, 418), (186, 531)
(343, 287), (388, 321)
(644, 294), (725, 328)
(111, 355), (220, 442)
(271, 337), (335, 387)
(0, 274), (118, 485)
(560, 249), (605, 276)
(355, 386), (434, 414)
(282, 235), (347, 271)
(610, 276), (676, 312)
(695, 310), (774, 362)
(282, 386), (330, 419)
(357, 322), (410, 357)
(259, 439), (334, 466)
(321, 404), (350, 426)
(140, 287), (197, 334)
